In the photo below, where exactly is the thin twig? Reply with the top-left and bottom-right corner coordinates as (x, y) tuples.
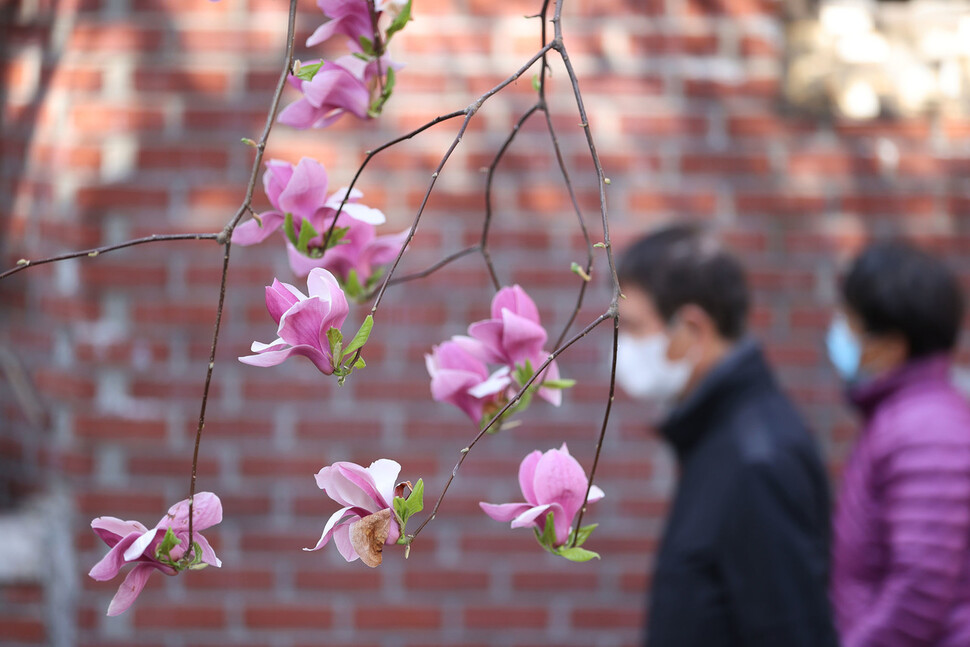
(542, 104), (593, 349)
(188, 0), (300, 543)
(480, 104), (542, 291)
(0, 233), (218, 281)
(549, 0), (622, 541)
(385, 245), (481, 288)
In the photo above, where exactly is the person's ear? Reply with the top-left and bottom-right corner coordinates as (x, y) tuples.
(667, 303), (714, 360)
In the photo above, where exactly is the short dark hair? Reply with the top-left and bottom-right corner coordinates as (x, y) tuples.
(842, 241), (964, 358)
(618, 224), (749, 339)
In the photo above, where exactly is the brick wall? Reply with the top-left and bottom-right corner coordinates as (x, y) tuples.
(3, 0), (970, 644)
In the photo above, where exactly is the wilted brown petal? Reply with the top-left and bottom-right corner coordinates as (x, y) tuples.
(349, 508), (391, 567)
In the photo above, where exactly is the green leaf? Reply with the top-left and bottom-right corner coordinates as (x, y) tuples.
(353, 357), (366, 369)
(324, 225), (350, 249)
(156, 527), (181, 561)
(283, 212), (298, 247)
(556, 546), (600, 562)
(296, 217), (319, 254)
(405, 478), (424, 517)
(532, 73), (541, 92)
(358, 35), (375, 57)
(571, 262), (591, 282)
(541, 378), (576, 390)
(537, 511), (557, 549)
(367, 67), (396, 117)
(385, 0), (412, 41)
(341, 315), (373, 359)
(572, 523), (597, 547)
(326, 327), (343, 362)
(343, 269), (364, 301)
(393, 496), (409, 526)
(295, 60), (324, 82)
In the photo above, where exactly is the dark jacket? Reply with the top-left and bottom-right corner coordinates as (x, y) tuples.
(646, 339), (839, 647)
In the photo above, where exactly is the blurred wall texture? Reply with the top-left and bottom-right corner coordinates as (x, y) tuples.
(3, 0), (970, 644)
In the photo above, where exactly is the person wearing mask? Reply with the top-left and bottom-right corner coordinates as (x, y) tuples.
(828, 241), (970, 647)
(616, 224), (838, 647)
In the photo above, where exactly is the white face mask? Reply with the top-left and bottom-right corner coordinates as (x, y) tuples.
(615, 333), (693, 408)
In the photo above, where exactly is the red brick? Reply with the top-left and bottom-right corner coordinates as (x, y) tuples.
(465, 606), (549, 629)
(134, 605), (226, 629)
(245, 606), (332, 629)
(572, 607), (643, 628)
(354, 606), (442, 630)
(75, 416), (166, 440)
(0, 617), (45, 642)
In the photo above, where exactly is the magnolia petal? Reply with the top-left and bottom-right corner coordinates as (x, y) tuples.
(348, 508), (392, 568)
(532, 444), (588, 524)
(509, 503), (553, 530)
(250, 338), (286, 353)
(332, 523), (360, 562)
(278, 157), (329, 220)
(479, 502), (532, 523)
(335, 201), (386, 225)
(232, 212), (286, 245)
(358, 229), (408, 279)
(450, 335), (490, 363)
(315, 463), (382, 511)
(500, 309), (548, 367)
(164, 492), (223, 532)
(238, 343), (334, 375)
(305, 20), (340, 47)
(265, 280), (302, 324)
(303, 68), (370, 120)
(587, 484), (605, 503)
(537, 358), (563, 406)
(431, 341), (489, 379)
(194, 533), (222, 568)
(277, 296), (328, 351)
(467, 366), (511, 399)
(491, 285), (541, 324)
(123, 527), (160, 562)
(91, 517), (148, 547)
(263, 160), (294, 209)
(106, 564), (154, 616)
(286, 241), (330, 278)
(89, 532), (141, 581)
(306, 507), (355, 551)
(467, 320), (507, 365)
(518, 450), (543, 506)
(367, 459), (402, 509)
(305, 267), (349, 331)
(326, 186), (364, 206)
(278, 97), (322, 130)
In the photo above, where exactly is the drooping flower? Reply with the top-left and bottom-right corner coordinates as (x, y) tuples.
(279, 59), (371, 130)
(232, 158), (385, 247)
(89, 493), (223, 616)
(425, 339), (511, 423)
(238, 268), (349, 374)
(306, 0), (374, 48)
(468, 285), (548, 369)
(466, 284), (563, 406)
(284, 203), (408, 289)
(306, 459), (403, 567)
(480, 444), (604, 548)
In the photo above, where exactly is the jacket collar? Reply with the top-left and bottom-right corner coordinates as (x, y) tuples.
(848, 353), (952, 419)
(659, 337), (773, 457)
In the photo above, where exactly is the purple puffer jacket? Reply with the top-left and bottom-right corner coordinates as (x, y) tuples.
(832, 355), (970, 647)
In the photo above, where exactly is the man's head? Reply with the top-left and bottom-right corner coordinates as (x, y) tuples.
(616, 224), (749, 404)
(829, 240), (964, 381)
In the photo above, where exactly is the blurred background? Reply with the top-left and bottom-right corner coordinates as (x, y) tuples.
(4, 0), (970, 644)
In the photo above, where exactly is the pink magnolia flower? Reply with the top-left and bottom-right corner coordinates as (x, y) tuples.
(480, 444), (604, 547)
(306, 0), (374, 48)
(425, 339), (512, 423)
(307, 459), (403, 567)
(89, 493), (222, 616)
(238, 268), (349, 374)
(467, 285), (563, 406)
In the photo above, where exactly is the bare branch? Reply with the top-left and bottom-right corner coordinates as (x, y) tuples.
(0, 233), (218, 281)
(188, 0), (300, 543)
